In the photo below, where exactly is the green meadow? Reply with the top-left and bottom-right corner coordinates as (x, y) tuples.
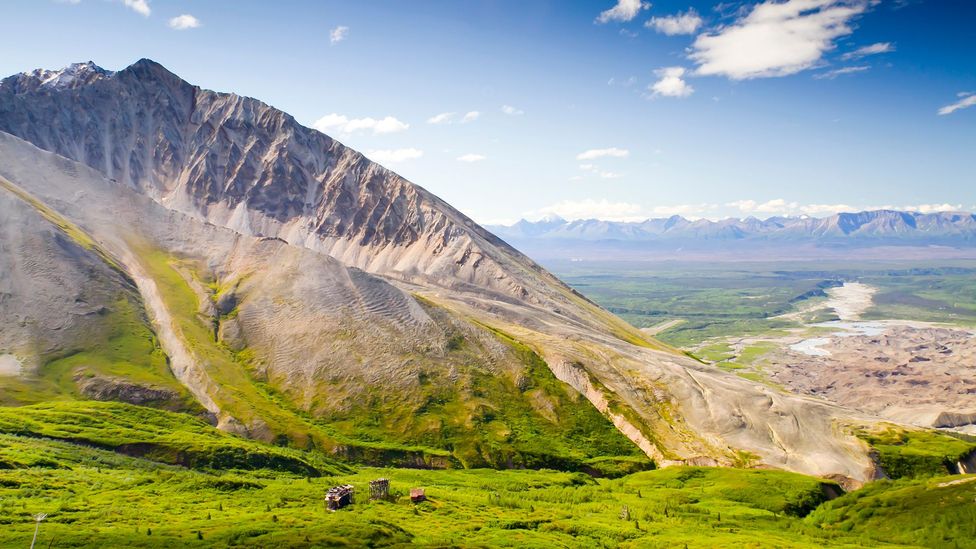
(1, 401), (974, 548)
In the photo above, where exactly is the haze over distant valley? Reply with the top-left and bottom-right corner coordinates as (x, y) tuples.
(489, 210), (976, 262)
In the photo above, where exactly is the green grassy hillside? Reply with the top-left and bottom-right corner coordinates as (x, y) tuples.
(856, 426), (976, 479)
(0, 401), (345, 476)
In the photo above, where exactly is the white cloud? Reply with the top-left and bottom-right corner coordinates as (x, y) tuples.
(501, 104), (524, 116)
(813, 65), (870, 79)
(599, 171), (624, 179)
(427, 112), (455, 124)
(690, 0), (872, 80)
(427, 111), (481, 124)
(312, 113), (409, 135)
(596, 0), (649, 24)
(168, 14), (200, 30)
(608, 76), (637, 87)
(841, 41), (894, 60)
(577, 147), (629, 160)
(457, 153), (486, 162)
(649, 203), (718, 219)
(902, 203), (963, 213)
(330, 25), (349, 45)
(578, 163), (596, 171)
(530, 199), (645, 222)
(649, 66), (694, 97)
(646, 9), (703, 35)
(366, 148), (424, 164)
(728, 199), (859, 216)
(727, 199), (968, 217)
(938, 92), (976, 116)
(121, 0), (150, 16)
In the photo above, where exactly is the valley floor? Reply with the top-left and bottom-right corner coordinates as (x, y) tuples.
(554, 260), (976, 433)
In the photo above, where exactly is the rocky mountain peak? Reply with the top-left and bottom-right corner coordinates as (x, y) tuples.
(1, 60), (112, 94)
(0, 59), (568, 304)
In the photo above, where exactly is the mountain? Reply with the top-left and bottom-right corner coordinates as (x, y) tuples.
(0, 60), (887, 483)
(488, 211), (976, 261)
(491, 210), (976, 241)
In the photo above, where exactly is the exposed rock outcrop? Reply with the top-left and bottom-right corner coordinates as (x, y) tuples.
(75, 374), (181, 406)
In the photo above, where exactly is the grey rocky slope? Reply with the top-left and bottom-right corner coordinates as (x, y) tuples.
(0, 60), (895, 482)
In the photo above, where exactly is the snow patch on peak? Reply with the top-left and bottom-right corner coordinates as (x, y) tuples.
(5, 61), (112, 93)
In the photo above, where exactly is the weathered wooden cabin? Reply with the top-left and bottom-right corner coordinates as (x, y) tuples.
(326, 484), (354, 511)
(369, 478), (390, 500)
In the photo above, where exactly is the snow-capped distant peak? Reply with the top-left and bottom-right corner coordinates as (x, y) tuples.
(3, 61), (112, 93)
(537, 214), (567, 224)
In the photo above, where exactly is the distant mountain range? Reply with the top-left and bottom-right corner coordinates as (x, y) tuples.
(488, 211), (976, 262)
(490, 210), (976, 241)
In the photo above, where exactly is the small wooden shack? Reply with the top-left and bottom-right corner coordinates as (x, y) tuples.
(326, 484), (354, 511)
(410, 488), (426, 503)
(369, 478), (390, 500)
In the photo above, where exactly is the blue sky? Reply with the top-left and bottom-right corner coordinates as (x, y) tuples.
(1, 0), (974, 223)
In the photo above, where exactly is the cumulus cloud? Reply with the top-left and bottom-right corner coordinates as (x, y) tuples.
(596, 0), (649, 24)
(649, 66), (694, 97)
(938, 92), (976, 116)
(901, 203), (963, 213)
(121, 0), (150, 16)
(461, 111), (480, 123)
(840, 41), (894, 60)
(366, 148), (423, 164)
(457, 153), (486, 162)
(426, 112), (455, 124)
(168, 14), (200, 30)
(813, 65), (870, 79)
(330, 25), (349, 45)
(690, 0), (872, 80)
(501, 104), (524, 116)
(312, 113), (409, 135)
(530, 199), (645, 222)
(577, 147), (629, 160)
(646, 9), (703, 35)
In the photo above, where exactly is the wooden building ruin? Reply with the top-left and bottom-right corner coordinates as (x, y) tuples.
(326, 484), (354, 511)
(369, 478), (390, 500)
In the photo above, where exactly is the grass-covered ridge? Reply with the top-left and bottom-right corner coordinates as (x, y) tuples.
(0, 401), (345, 476)
(806, 475), (976, 547)
(855, 425), (976, 479)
